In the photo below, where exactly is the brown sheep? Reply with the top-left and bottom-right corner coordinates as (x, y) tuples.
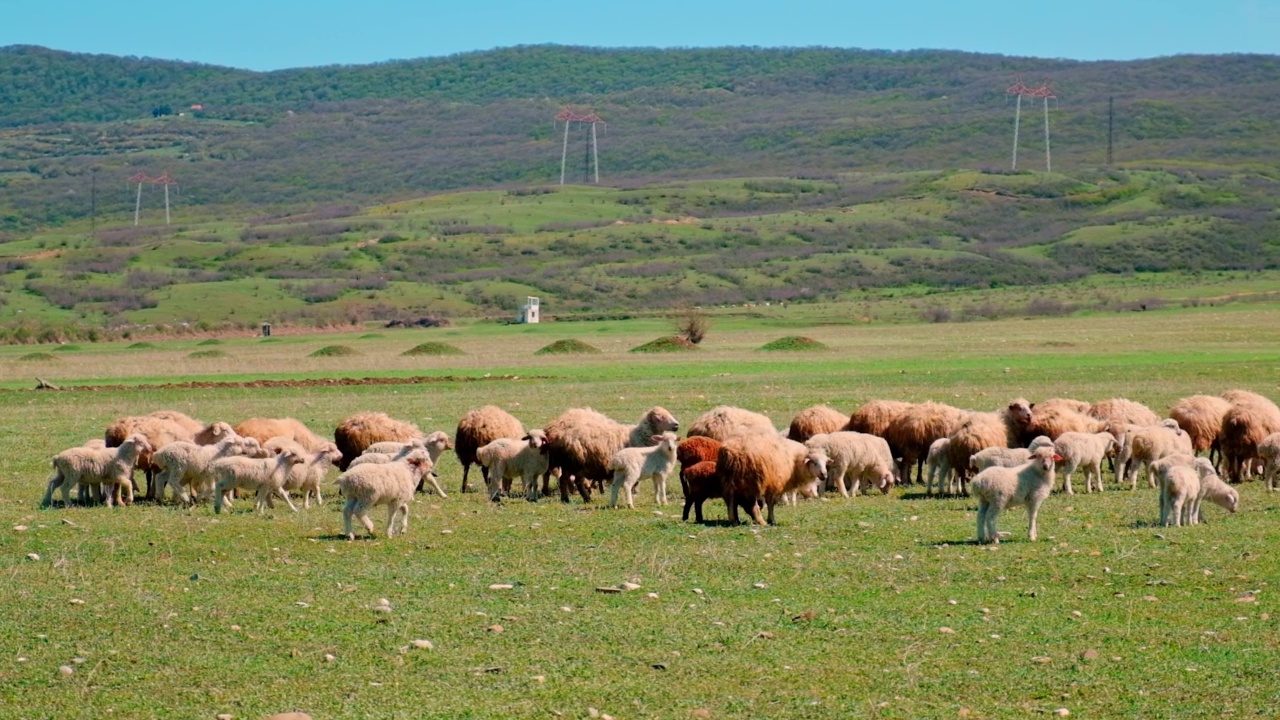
(680, 460), (720, 523)
(1026, 403), (1105, 441)
(843, 400), (912, 437)
(1087, 398), (1160, 428)
(542, 407), (680, 503)
(332, 412), (421, 470)
(677, 436), (722, 473)
(106, 412), (201, 501)
(786, 405), (847, 443)
(1169, 395), (1232, 464)
(686, 406), (775, 441)
(454, 406), (525, 493)
(1219, 391), (1280, 483)
(947, 412), (1010, 487)
(883, 402), (967, 484)
(235, 417), (328, 453)
(1033, 398), (1093, 416)
(1001, 398), (1036, 446)
(717, 434), (825, 526)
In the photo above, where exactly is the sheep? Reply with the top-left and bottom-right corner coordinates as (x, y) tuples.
(360, 431), (454, 493)
(607, 432), (680, 509)
(969, 446), (1059, 544)
(968, 436), (1055, 473)
(925, 438), (956, 495)
(1052, 431), (1118, 494)
(1194, 470), (1240, 522)
(106, 412), (202, 501)
(541, 406), (680, 503)
(680, 461), (720, 523)
(336, 450), (434, 540)
(1218, 391), (1280, 483)
(843, 400), (912, 437)
(1158, 465), (1200, 527)
(686, 406), (775, 441)
(677, 436), (722, 473)
(263, 437), (343, 508)
(946, 412), (1009, 490)
(332, 412), (422, 470)
(152, 432), (263, 505)
(1169, 394), (1232, 467)
(1087, 398), (1160, 428)
(43, 434), (153, 508)
(210, 450), (307, 514)
(1116, 424), (1193, 490)
(234, 417), (328, 452)
(350, 447), (450, 498)
(717, 434), (825, 526)
(882, 402), (967, 484)
(1026, 403), (1105, 441)
(1258, 432), (1280, 491)
(454, 406), (525, 493)
(804, 431), (895, 497)
(786, 405), (847, 443)
(1032, 397), (1092, 415)
(476, 430), (550, 501)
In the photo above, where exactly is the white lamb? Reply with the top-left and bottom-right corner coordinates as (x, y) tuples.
(211, 450), (306, 514)
(607, 432), (680, 509)
(263, 437), (343, 508)
(351, 432), (452, 498)
(1052, 431), (1118, 494)
(925, 437), (955, 495)
(1258, 432), (1280, 491)
(1117, 423), (1193, 490)
(336, 449), (434, 540)
(152, 433), (263, 505)
(804, 431), (897, 497)
(1193, 470), (1240, 523)
(476, 430), (550, 501)
(42, 434), (152, 508)
(968, 436), (1055, 473)
(1158, 464), (1200, 527)
(969, 446), (1059, 544)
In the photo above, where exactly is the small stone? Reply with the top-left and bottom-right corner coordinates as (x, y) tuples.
(559, 606), (573, 612)
(753, 582), (767, 589)
(621, 582), (642, 591)
(1031, 656), (1052, 664)
(532, 675), (545, 683)
(489, 583), (514, 590)
(69, 598), (85, 605)
(263, 714), (313, 720)
(588, 708), (600, 718)
(1081, 649), (1099, 661)
(372, 605), (392, 614)
(1054, 709), (1070, 717)
(412, 639), (434, 650)
(230, 625), (241, 631)
(1071, 611), (1082, 617)
(646, 592), (659, 599)
(893, 554), (904, 560)
(71, 657), (85, 664)
(947, 599), (958, 605)
(377, 598), (390, 606)
(595, 586), (622, 594)
(756, 631), (774, 639)
(324, 653), (336, 662)
(691, 710), (711, 719)
(26, 553), (40, 561)
(216, 714), (233, 720)
(295, 602), (309, 608)
(939, 627), (955, 634)
(58, 665), (74, 676)
(1142, 595), (1158, 602)
(692, 588), (704, 595)
(1236, 595), (1257, 603)
(13, 525), (28, 532)
(909, 515), (919, 521)
(440, 529), (453, 534)
(487, 624), (504, 633)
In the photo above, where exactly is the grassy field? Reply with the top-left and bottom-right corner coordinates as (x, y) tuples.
(3, 307), (1280, 719)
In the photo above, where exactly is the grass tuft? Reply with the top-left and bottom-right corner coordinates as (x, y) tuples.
(534, 339), (603, 355)
(630, 336), (699, 353)
(52, 344), (81, 352)
(759, 335), (829, 351)
(127, 342), (157, 350)
(196, 339), (223, 346)
(359, 333), (385, 339)
(309, 345), (360, 358)
(187, 350), (229, 359)
(402, 342), (465, 356)
(18, 352), (56, 362)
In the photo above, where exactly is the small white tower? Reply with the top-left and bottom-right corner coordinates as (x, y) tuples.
(518, 296), (541, 324)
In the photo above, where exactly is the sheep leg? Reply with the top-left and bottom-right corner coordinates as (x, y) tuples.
(460, 463), (471, 493)
(694, 498), (706, 523)
(682, 494), (694, 522)
(275, 487), (299, 512)
(984, 504), (1003, 544)
(724, 488), (738, 524)
(1025, 498), (1045, 541)
(42, 473), (63, 508)
(654, 474), (667, 506)
(976, 502), (989, 543)
(424, 472), (448, 499)
(1061, 469), (1075, 495)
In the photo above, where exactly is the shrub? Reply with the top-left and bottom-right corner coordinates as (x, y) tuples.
(675, 307), (710, 344)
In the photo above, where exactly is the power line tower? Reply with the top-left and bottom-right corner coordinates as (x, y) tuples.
(554, 108), (605, 185)
(127, 171), (180, 225)
(128, 171), (150, 226)
(1006, 79), (1057, 172)
(152, 171), (179, 225)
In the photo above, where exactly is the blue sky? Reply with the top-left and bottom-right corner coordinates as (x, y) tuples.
(4, 0), (1277, 71)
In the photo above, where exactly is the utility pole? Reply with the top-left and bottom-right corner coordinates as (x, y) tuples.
(1107, 95), (1114, 166)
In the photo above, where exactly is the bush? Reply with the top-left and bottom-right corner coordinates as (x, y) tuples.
(675, 307), (710, 344)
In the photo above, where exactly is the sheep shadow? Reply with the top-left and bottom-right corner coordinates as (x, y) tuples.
(898, 491), (968, 501)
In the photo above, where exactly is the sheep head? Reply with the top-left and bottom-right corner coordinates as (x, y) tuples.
(644, 407), (680, 434)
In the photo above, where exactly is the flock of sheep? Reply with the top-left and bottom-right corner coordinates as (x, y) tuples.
(39, 388), (1280, 542)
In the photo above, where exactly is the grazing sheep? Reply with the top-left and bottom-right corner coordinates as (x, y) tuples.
(333, 412), (422, 470)
(946, 412), (1009, 490)
(968, 436), (1055, 473)
(1117, 424), (1193, 490)
(1258, 432), (1280, 491)
(786, 405), (847, 443)
(152, 432), (263, 505)
(1087, 398), (1160, 428)
(843, 399), (912, 437)
(476, 430), (550, 501)
(234, 417), (328, 452)
(454, 406), (526, 493)
(336, 450), (433, 540)
(969, 446), (1059, 544)
(925, 438), (956, 495)
(361, 431), (454, 493)
(717, 435), (825, 526)
(350, 447), (449, 498)
(263, 437), (343, 508)
(804, 431), (896, 497)
(1158, 465), (1200, 527)
(1026, 403), (1105, 441)
(680, 460), (720, 523)
(541, 406), (680, 503)
(1053, 431), (1118, 494)
(607, 432), (680, 509)
(1032, 398), (1092, 415)
(1194, 470), (1240, 522)
(43, 434), (153, 508)
(1218, 391), (1280, 483)
(106, 412), (202, 501)
(1169, 394), (1232, 467)
(211, 450), (307, 514)
(686, 406), (776, 441)
(883, 402), (967, 484)
(677, 436), (722, 473)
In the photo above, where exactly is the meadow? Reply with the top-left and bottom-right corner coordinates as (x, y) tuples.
(3, 305), (1280, 719)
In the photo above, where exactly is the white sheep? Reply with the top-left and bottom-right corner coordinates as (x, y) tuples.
(351, 432), (452, 497)
(1158, 465), (1200, 527)
(264, 437), (343, 508)
(1116, 423), (1192, 490)
(924, 437), (955, 495)
(1193, 468), (1240, 523)
(211, 450), (306, 514)
(152, 434), (262, 505)
(476, 430), (550, 501)
(607, 432), (680, 509)
(969, 446), (1059, 544)
(43, 434), (153, 508)
(1052, 431), (1118, 494)
(336, 450), (434, 540)
(968, 436), (1055, 473)
(1257, 432), (1280, 491)
(804, 431), (896, 497)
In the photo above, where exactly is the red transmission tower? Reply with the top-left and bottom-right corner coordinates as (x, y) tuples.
(554, 107), (605, 185)
(126, 171), (179, 226)
(1006, 78), (1057, 171)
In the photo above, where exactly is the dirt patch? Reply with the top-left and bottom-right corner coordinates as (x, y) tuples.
(23, 374), (545, 392)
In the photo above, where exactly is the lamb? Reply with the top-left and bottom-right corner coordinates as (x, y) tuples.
(786, 405), (848, 443)
(1169, 395), (1232, 467)
(843, 400), (912, 437)
(968, 436), (1055, 473)
(106, 412), (203, 501)
(1194, 468), (1240, 522)
(717, 434), (825, 526)
(454, 405), (525, 493)
(1052, 431), (1118, 494)
(43, 434), (153, 508)
(804, 431), (896, 497)
(335, 450), (434, 540)
(925, 438), (957, 495)
(1218, 390), (1280, 483)
(475, 430), (550, 501)
(680, 461), (720, 523)
(234, 417), (328, 452)
(1158, 465), (1200, 527)
(607, 432), (680, 509)
(210, 450), (307, 514)
(333, 412), (422, 470)
(1258, 432), (1280, 491)
(1116, 423), (1193, 490)
(152, 430), (264, 505)
(263, 437), (343, 508)
(883, 402), (967, 484)
(677, 436), (722, 473)
(541, 406), (680, 503)
(686, 406), (776, 441)
(359, 431), (454, 493)
(969, 446), (1059, 544)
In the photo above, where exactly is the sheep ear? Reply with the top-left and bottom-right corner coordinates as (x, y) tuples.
(1052, 454), (1063, 462)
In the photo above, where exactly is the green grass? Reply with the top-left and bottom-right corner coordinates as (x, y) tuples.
(2, 309), (1280, 718)
(187, 349), (229, 359)
(630, 336), (699, 353)
(534, 339), (603, 355)
(759, 335), (828, 351)
(196, 339), (223, 346)
(17, 351), (56, 361)
(309, 345), (360, 358)
(402, 342), (465, 356)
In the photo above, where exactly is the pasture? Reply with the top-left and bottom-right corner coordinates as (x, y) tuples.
(3, 305), (1280, 719)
